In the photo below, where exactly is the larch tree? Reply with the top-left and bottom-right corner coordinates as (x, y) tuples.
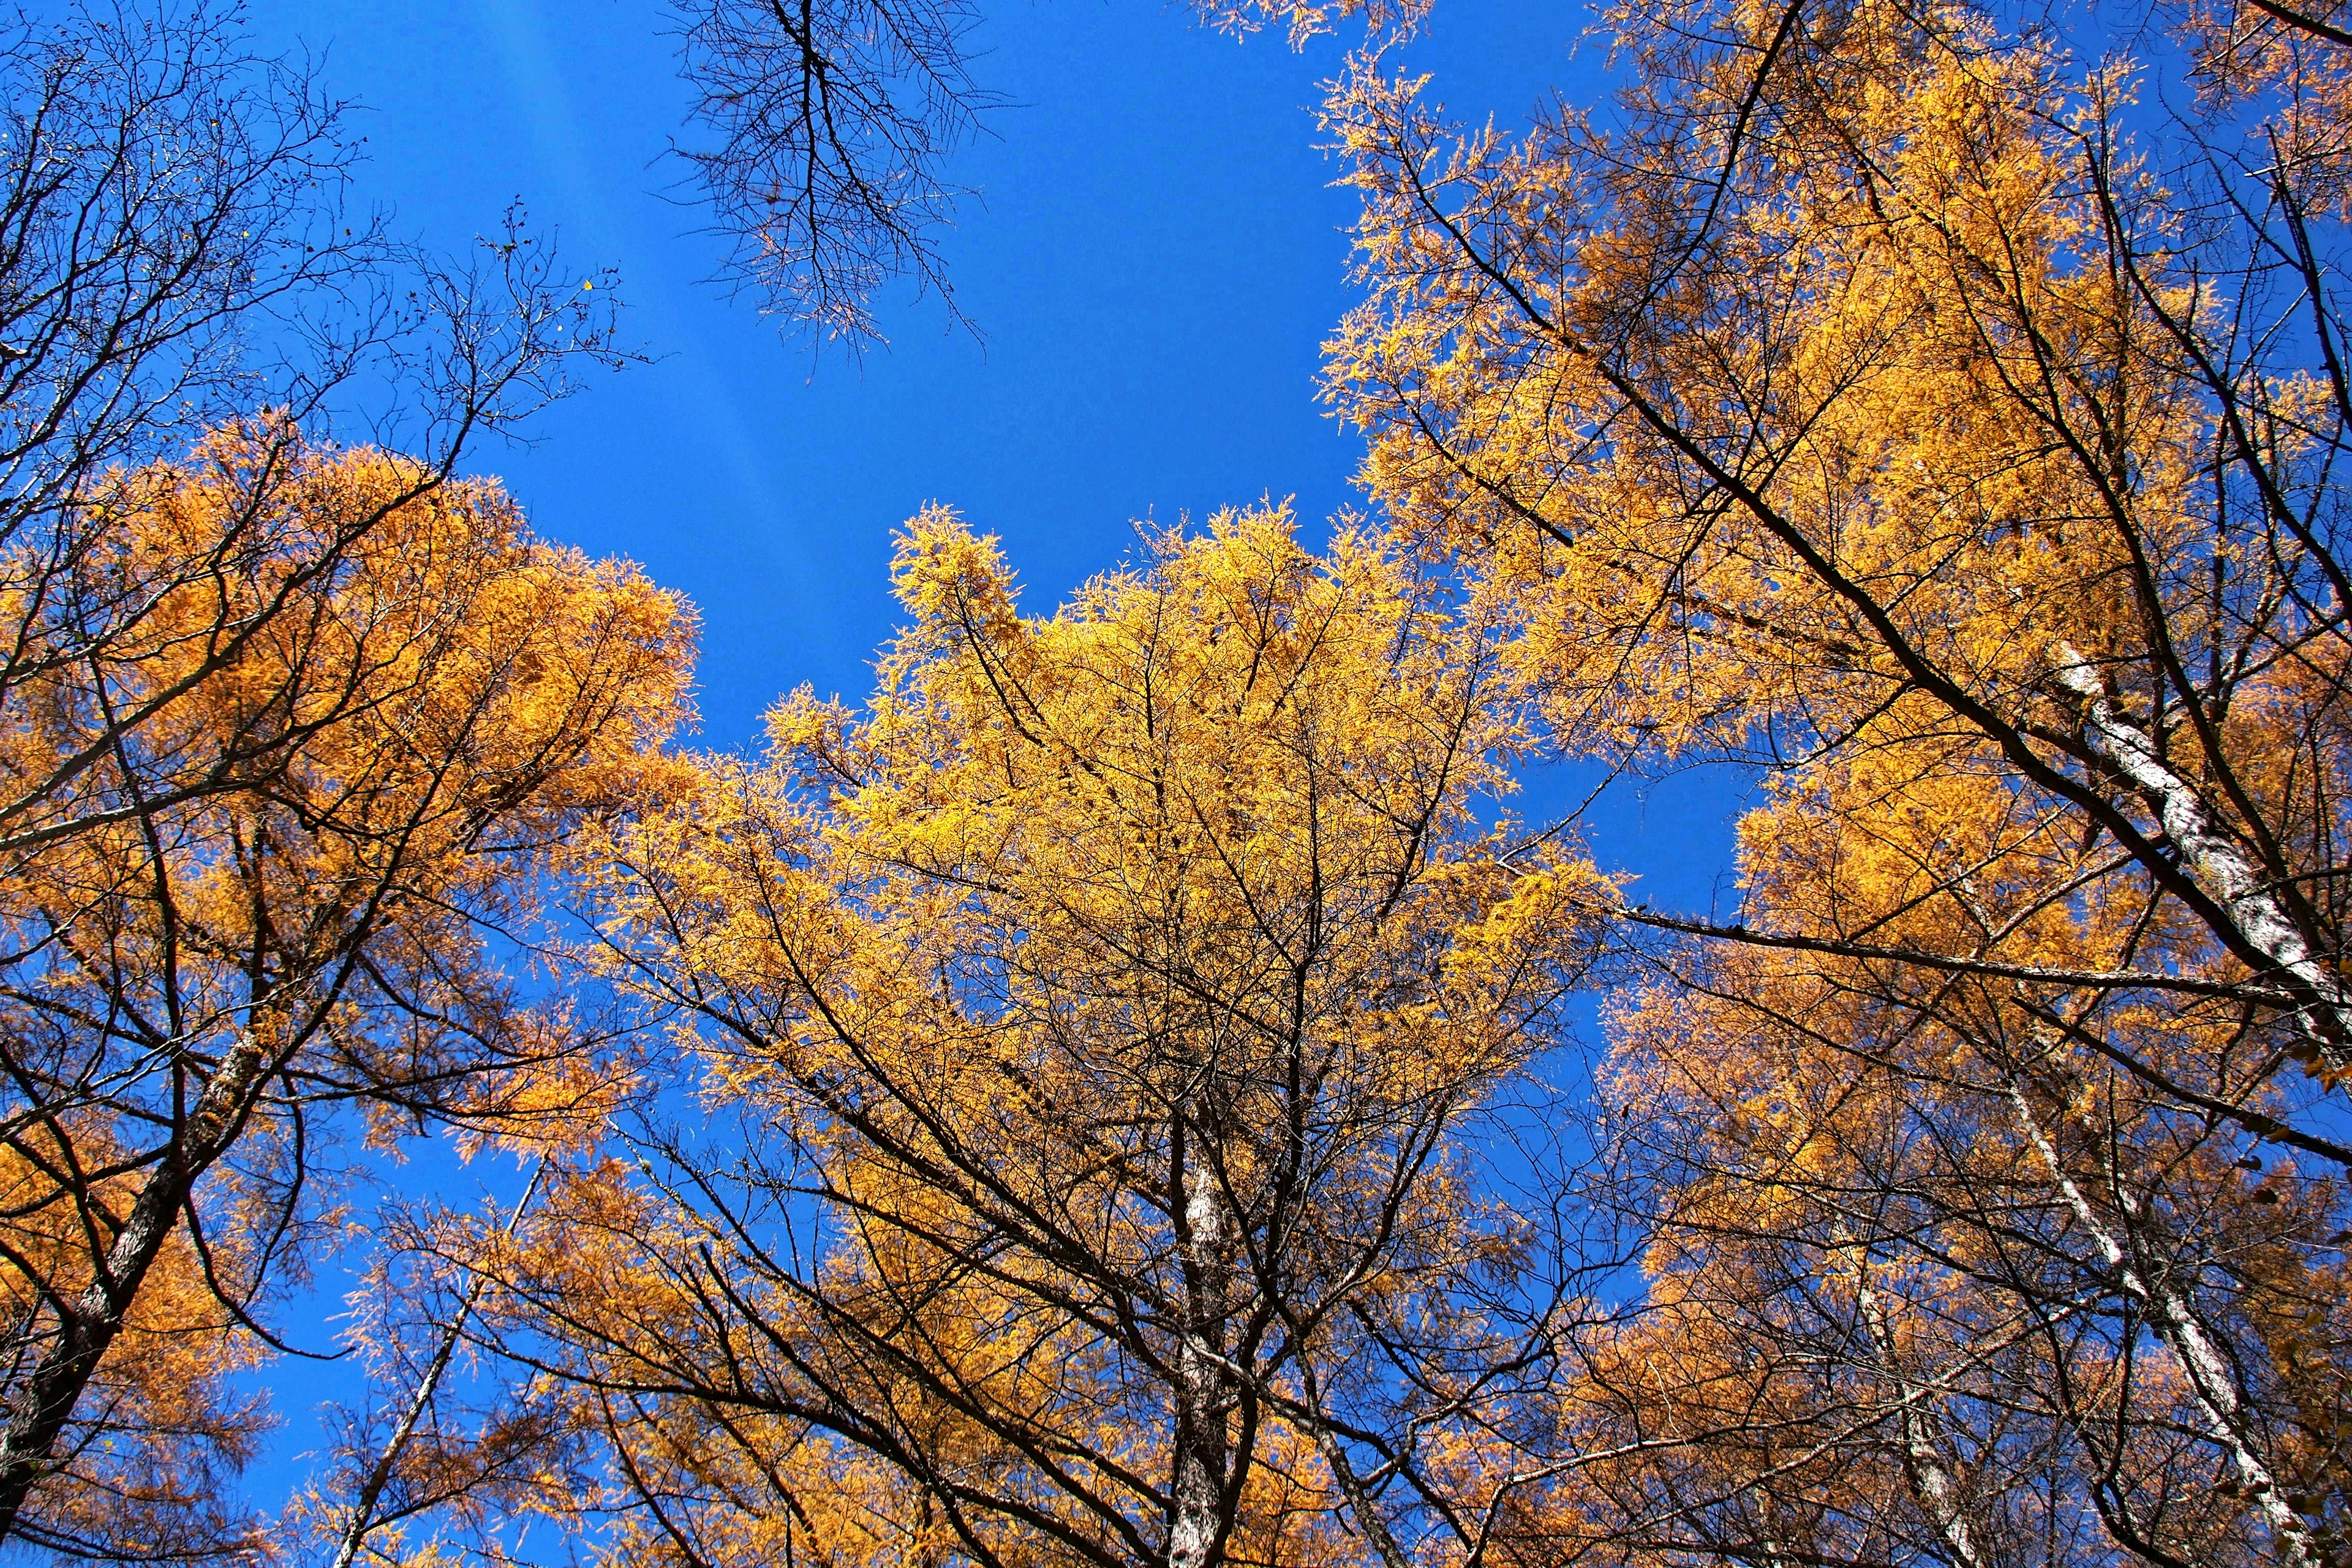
(0, 3), (688, 1555)
(467, 507), (1605, 1568)
(0, 433), (693, 1559)
(0, 0), (626, 648)
(1321, 0), (2352, 1562)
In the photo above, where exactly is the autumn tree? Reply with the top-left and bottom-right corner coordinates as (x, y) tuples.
(1319, 0), (2352, 1561)
(0, 433), (692, 1559)
(1540, 889), (2352, 1568)
(461, 507), (1602, 1567)
(0, 0), (625, 662)
(0, 0), (638, 998)
(0, 2), (685, 1552)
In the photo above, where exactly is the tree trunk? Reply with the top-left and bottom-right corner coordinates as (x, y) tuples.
(0, 1031), (272, 1539)
(1850, 1265), (1985, 1568)
(2053, 651), (2349, 1076)
(1168, 1128), (1231, 1568)
(2008, 1080), (2318, 1568)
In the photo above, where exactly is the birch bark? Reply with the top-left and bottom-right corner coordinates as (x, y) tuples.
(2007, 1080), (2318, 1568)
(1169, 1128), (1232, 1568)
(2053, 650), (2348, 1076)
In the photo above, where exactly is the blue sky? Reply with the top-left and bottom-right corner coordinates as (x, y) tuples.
(219, 0), (1747, 1521)
(241, 0), (1589, 744)
(236, 0), (1747, 892)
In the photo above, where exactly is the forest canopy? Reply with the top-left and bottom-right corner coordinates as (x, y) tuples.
(0, 0), (2348, 1564)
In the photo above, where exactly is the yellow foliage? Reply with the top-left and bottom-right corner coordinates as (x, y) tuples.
(0, 428), (693, 1555)
(526, 505), (1605, 1566)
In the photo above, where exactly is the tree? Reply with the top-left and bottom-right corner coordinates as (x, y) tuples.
(0, 432), (692, 1558)
(1553, 921), (2352, 1568)
(1327, 0), (2352, 1133)
(474, 507), (1602, 1567)
(0, 4), (679, 1552)
(671, 0), (997, 346)
(0, 0), (625, 728)
(1321, 0), (2352, 1561)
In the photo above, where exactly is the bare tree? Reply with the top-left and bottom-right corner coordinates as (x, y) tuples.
(673, 0), (996, 348)
(666, 0), (1414, 349)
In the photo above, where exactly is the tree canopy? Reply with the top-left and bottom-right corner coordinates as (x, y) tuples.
(4, 0), (2352, 1564)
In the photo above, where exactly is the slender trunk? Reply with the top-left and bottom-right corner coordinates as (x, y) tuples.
(2008, 1081), (2318, 1568)
(1293, 1356), (1413, 1568)
(1849, 1267), (1985, 1568)
(2052, 652), (2348, 1073)
(328, 1160), (545, 1568)
(1308, 1423), (1413, 1568)
(0, 1031), (273, 1539)
(1169, 1133), (1230, 1568)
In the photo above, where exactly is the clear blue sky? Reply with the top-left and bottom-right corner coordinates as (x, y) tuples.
(241, 0), (1588, 745)
(219, 0), (1746, 1523)
(234, 0), (1749, 884)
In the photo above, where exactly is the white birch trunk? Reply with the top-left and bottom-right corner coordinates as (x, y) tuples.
(1169, 1144), (1230, 1568)
(2052, 649), (2348, 1071)
(1850, 1268), (1986, 1568)
(2008, 1082), (2317, 1568)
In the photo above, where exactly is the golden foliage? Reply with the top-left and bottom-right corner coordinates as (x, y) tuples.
(1323, 0), (2352, 1561)
(500, 507), (1602, 1566)
(0, 428), (692, 1556)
